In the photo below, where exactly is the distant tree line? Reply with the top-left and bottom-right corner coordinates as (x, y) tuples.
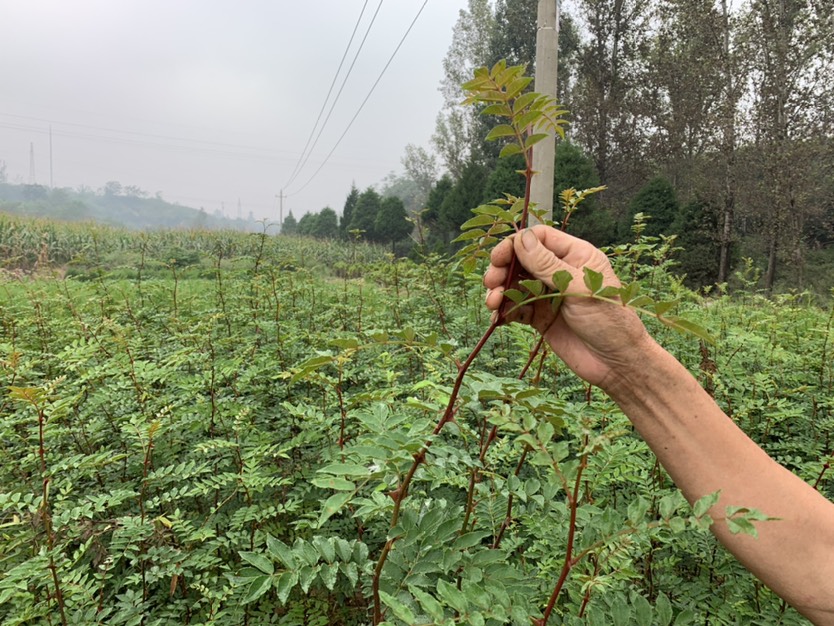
(332, 0), (833, 294)
(280, 186), (412, 252)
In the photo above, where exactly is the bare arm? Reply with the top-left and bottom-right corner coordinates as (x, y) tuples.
(484, 226), (834, 624)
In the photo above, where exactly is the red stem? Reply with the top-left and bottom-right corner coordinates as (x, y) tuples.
(538, 451), (588, 625)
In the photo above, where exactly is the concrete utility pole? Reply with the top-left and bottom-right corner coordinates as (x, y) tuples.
(530, 0), (559, 223)
(276, 190), (284, 231)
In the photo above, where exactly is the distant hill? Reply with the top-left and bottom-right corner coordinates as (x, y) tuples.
(0, 182), (259, 232)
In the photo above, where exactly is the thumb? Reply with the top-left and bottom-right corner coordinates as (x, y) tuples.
(514, 228), (579, 289)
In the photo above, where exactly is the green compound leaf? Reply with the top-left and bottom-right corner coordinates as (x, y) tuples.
(275, 571), (297, 604)
(239, 551), (273, 575)
(583, 267), (604, 293)
(485, 124), (516, 141)
(379, 590), (416, 624)
(317, 492), (353, 528)
(311, 477), (356, 491)
(499, 143), (524, 158)
(410, 586), (445, 621)
(437, 579), (468, 614)
(551, 269), (572, 293)
(662, 316), (715, 344)
(519, 279), (543, 296)
(241, 575), (272, 604)
(503, 288), (526, 304)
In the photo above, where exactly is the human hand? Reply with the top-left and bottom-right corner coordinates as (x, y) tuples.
(483, 225), (653, 389)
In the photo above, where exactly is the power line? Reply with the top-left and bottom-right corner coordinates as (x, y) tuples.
(286, 0), (429, 198)
(283, 0), (385, 190)
(0, 112), (294, 158)
(0, 119), (298, 163)
(283, 0), (371, 188)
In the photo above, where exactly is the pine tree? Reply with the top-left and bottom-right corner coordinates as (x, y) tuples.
(374, 196), (412, 252)
(281, 211), (298, 235)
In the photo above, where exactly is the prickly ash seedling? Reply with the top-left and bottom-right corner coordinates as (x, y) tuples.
(371, 61), (713, 625)
(371, 60), (570, 625)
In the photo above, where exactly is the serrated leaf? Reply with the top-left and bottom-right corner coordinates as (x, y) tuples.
(693, 490), (721, 518)
(266, 535), (295, 568)
(318, 463), (370, 476)
(663, 316), (715, 344)
(311, 477), (356, 491)
(537, 421), (555, 444)
(627, 496), (650, 525)
(379, 590), (416, 624)
(312, 536), (336, 563)
(239, 551), (273, 575)
(551, 269), (572, 293)
(318, 562), (339, 590)
(453, 531), (491, 550)
(513, 91), (539, 113)
(298, 565), (317, 593)
(330, 338), (359, 350)
(317, 492), (352, 527)
(524, 133), (549, 149)
(506, 76), (533, 98)
(503, 288), (526, 303)
(437, 579), (468, 614)
(633, 593), (652, 626)
(583, 267), (604, 293)
(461, 214), (497, 229)
(499, 143), (524, 158)
(727, 516), (758, 536)
(481, 103), (512, 116)
(485, 124), (516, 141)
(519, 279), (543, 296)
(452, 228), (486, 243)
(655, 592), (673, 626)
(653, 300), (677, 317)
(595, 285), (620, 299)
(241, 575), (271, 604)
(275, 571), (297, 604)
(410, 586), (445, 621)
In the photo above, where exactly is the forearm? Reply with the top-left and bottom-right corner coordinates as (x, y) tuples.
(603, 337), (834, 624)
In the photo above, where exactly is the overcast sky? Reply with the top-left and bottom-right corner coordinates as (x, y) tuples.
(0, 1), (468, 221)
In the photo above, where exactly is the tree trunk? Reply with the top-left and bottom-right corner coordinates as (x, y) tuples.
(717, 0), (737, 285)
(764, 230), (778, 294)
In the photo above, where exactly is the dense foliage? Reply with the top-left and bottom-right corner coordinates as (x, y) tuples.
(1, 212), (831, 625)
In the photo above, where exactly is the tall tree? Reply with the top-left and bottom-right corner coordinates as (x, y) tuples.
(340, 184), (359, 238)
(374, 196), (412, 251)
(627, 176), (680, 238)
(401, 144), (438, 212)
(742, 0), (834, 291)
(281, 211), (298, 235)
(349, 187), (382, 241)
(313, 207), (339, 239)
(645, 0), (726, 189)
(570, 0), (653, 207)
(714, 0), (746, 284)
(439, 161), (489, 240)
(433, 0), (495, 177)
(297, 212), (319, 237)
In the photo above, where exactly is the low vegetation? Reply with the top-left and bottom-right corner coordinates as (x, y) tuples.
(0, 206), (831, 624)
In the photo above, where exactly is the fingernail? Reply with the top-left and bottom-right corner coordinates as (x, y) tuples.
(521, 229), (537, 251)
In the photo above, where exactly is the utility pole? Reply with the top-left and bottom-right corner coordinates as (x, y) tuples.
(276, 189), (284, 232)
(28, 142), (37, 185)
(49, 125), (53, 187)
(530, 0), (559, 223)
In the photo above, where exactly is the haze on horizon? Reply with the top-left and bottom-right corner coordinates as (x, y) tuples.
(0, 0), (467, 223)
